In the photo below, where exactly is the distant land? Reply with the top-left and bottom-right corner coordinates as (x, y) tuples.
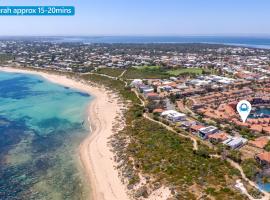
(1, 36), (270, 49)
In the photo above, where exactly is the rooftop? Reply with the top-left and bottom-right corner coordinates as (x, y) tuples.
(257, 152), (270, 163)
(249, 137), (270, 149)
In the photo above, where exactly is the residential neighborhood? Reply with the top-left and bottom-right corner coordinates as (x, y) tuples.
(2, 40), (270, 199)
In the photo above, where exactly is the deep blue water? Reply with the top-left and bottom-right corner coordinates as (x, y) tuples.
(0, 72), (91, 199)
(49, 36), (270, 49)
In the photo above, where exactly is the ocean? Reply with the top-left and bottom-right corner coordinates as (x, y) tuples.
(3, 36), (270, 49)
(46, 36), (270, 49)
(0, 72), (91, 199)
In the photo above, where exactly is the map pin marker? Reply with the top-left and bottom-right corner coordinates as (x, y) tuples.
(237, 100), (252, 123)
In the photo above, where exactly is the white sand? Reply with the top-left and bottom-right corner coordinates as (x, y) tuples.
(0, 67), (129, 200)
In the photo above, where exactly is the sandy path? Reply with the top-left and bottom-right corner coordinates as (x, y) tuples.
(0, 67), (130, 200)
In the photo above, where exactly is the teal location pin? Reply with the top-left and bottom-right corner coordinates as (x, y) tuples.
(237, 100), (252, 123)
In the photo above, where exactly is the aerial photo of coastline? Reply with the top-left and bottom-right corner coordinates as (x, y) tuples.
(2, 0), (270, 200)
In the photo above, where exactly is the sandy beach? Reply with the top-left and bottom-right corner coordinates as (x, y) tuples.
(0, 67), (129, 200)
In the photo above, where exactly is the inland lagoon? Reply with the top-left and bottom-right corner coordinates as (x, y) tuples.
(0, 72), (91, 199)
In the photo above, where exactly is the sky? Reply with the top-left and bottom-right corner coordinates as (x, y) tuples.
(1, 0), (270, 36)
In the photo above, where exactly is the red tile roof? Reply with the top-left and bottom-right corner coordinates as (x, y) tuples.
(190, 125), (205, 132)
(153, 109), (164, 113)
(146, 92), (159, 97)
(249, 137), (269, 149)
(208, 132), (229, 141)
(257, 152), (270, 163)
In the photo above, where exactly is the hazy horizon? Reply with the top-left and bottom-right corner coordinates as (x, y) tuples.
(1, 34), (270, 37)
(0, 0), (270, 36)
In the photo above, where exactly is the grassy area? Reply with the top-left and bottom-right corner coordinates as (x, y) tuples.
(123, 67), (170, 79)
(133, 65), (161, 70)
(167, 68), (218, 76)
(167, 68), (204, 76)
(97, 66), (217, 79)
(96, 67), (125, 77)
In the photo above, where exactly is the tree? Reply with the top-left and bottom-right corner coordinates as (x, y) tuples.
(195, 146), (210, 158)
(228, 150), (242, 163)
(146, 101), (157, 113)
(169, 94), (176, 104)
(264, 141), (270, 152)
(242, 159), (260, 180)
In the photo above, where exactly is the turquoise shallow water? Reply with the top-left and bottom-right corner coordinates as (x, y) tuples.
(257, 179), (270, 192)
(0, 72), (91, 199)
(250, 108), (270, 119)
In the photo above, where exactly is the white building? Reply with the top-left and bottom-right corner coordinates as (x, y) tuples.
(161, 110), (186, 122)
(143, 88), (154, 95)
(130, 79), (143, 88)
(199, 126), (219, 140)
(223, 137), (247, 149)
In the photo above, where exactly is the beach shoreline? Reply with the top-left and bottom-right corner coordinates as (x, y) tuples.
(0, 67), (130, 200)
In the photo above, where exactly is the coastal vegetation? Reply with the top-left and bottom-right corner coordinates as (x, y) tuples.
(95, 66), (214, 80)
(0, 53), (12, 63)
(123, 117), (245, 199)
(241, 159), (260, 180)
(79, 72), (247, 199)
(80, 73), (140, 105)
(96, 67), (125, 77)
(227, 150), (242, 163)
(123, 67), (170, 79)
(239, 127), (257, 140)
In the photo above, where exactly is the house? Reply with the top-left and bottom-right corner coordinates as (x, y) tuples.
(181, 120), (197, 128)
(163, 85), (173, 92)
(157, 85), (173, 92)
(153, 108), (164, 114)
(199, 126), (219, 140)
(142, 88), (154, 95)
(249, 137), (270, 149)
(208, 132), (229, 143)
(223, 137), (248, 149)
(190, 125), (205, 135)
(161, 110), (186, 122)
(145, 92), (160, 100)
(138, 85), (150, 93)
(170, 77), (178, 81)
(256, 152), (270, 166)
